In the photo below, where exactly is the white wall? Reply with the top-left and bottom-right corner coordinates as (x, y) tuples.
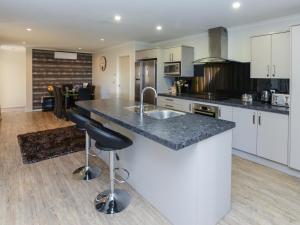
(0, 45), (27, 110)
(93, 42), (135, 100)
(92, 14), (300, 99)
(154, 14), (300, 63)
(93, 42), (151, 100)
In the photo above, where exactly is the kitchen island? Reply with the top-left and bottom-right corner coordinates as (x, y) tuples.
(76, 99), (235, 225)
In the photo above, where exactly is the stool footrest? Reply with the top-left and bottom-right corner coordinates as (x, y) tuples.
(114, 168), (130, 183)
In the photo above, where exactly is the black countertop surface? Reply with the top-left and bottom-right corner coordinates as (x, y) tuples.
(76, 99), (235, 151)
(159, 93), (289, 115)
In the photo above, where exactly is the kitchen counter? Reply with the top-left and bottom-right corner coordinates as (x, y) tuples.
(76, 98), (234, 225)
(159, 93), (289, 115)
(76, 99), (235, 150)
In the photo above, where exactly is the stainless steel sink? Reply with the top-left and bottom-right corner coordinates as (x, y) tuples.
(125, 105), (157, 113)
(144, 109), (185, 120)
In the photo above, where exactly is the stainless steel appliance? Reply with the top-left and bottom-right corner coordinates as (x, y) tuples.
(192, 103), (219, 118)
(135, 59), (157, 104)
(261, 90), (271, 103)
(272, 93), (290, 107)
(241, 94), (253, 103)
(164, 62), (181, 76)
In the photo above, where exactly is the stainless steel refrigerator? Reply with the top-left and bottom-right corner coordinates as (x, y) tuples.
(135, 59), (157, 104)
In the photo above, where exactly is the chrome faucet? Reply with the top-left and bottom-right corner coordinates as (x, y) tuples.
(140, 87), (158, 116)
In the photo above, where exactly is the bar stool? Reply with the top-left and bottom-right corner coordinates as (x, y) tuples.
(85, 122), (133, 214)
(67, 110), (102, 180)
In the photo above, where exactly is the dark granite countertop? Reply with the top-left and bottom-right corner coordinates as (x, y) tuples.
(76, 99), (235, 151)
(159, 93), (289, 115)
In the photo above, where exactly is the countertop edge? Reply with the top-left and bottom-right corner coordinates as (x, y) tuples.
(158, 93), (289, 115)
(76, 102), (235, 151)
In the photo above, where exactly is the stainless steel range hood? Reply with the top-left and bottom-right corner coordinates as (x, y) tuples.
(193, 27), (237, 64)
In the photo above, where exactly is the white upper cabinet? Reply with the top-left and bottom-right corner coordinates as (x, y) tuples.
(163, 47), (182, 62)
(163, 46), (194, 77)
(251, 35), (272, 79)
(251, 32), (290, 79)
(290, 25), (300, 171)
(271, 32), (290, 79)
(232, 108), (258, 155)
(256, 111), (288, 165)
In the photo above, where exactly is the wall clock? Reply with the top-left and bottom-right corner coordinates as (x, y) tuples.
(99, 56), (107, 71)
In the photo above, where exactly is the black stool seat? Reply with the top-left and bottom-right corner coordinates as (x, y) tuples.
(86, 122), (133, 151)
(67, 110), (103, 130)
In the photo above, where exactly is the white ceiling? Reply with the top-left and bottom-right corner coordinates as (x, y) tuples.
(1, 0), (300, 51)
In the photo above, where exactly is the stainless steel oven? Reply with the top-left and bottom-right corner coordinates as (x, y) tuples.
(192, 103), (219, 118)
(164, 62), (181, 76)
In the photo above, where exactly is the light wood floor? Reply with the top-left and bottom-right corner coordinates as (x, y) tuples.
(0, 111), (299, 225)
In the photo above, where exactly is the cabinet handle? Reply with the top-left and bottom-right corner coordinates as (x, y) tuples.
(267, 65), (270, 77)
(165, 98), (174, 102)
(253, 114), (256, 124)
(273, 65), (276, 77)
(258, 115), (261, 125)
(165, 104), (174, 108)
(171, 53), (173, 62)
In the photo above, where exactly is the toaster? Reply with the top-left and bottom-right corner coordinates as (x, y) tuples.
(271, 94), (290, 107)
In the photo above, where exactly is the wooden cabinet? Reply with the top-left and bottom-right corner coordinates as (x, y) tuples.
(232, 108), (258, 155)
(290, 25), (300, 171)
(232, 108), (289, 165)
(256, 111), (288, 165)
(251, 32), (290, 79)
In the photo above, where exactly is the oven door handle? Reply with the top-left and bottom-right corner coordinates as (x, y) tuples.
(193, 110), (215, 117)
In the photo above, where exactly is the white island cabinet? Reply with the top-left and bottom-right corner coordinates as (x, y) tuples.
(290, 25), (300, 171)
(76, 99), (234, 225)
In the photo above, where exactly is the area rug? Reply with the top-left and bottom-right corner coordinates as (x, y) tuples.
(17, 126), (85, 164)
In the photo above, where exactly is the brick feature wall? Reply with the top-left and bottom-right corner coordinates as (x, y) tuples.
(32, 49), (92, 110)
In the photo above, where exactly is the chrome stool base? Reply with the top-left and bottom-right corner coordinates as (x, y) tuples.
(72, 166), (101, 181)
(94, 189), (130, 214)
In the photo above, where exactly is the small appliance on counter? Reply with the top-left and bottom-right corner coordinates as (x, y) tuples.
(272, 93), (290, 108)
(241, 94), (253, 103)
(260, 90), (272, 103)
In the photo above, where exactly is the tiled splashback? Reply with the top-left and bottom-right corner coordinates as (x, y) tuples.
(179, 63), (289, 98)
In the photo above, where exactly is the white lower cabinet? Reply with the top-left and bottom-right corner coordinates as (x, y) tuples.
(232, 108), (258, 155)
(256, 111), (288, 165)
(219, 105), (233, 121)
(157, 96), (191, 113)
(233, 108), (289, 165)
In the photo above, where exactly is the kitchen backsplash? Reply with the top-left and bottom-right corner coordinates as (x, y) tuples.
(176, 62), (289, 98)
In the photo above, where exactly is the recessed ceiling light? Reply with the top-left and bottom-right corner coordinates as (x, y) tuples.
(156, 25), (162, 31)
(26, 28), (32, 31)
(22, 41), (26, 45)
(100, 38), (105, 41)
(232, 2), (241, 9)
(78, 47), (82, 50)
(114, 15), (121, 21)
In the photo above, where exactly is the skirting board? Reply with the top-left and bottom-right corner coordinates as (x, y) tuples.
(1, 106), (25, 112)
(233, 149), (300, 179)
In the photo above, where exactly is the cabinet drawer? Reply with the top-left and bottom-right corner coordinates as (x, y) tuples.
(157, 97), (191, 112)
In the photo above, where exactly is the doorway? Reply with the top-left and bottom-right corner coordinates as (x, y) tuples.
(118, 55), (130, 100)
